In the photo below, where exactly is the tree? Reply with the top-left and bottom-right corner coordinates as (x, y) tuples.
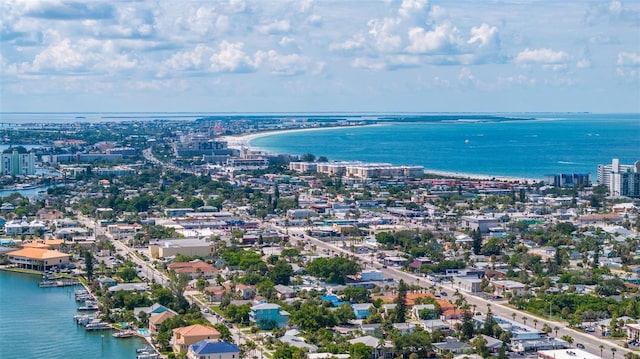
(391, 279), (408, 323)
(305, 257), (360, 284)
(300, 153), (316, 162)
(342, 286), (370, 303)
(393, 329), (432, 358)
(335, 303), (356, 324)
(472, 229), (482, 255)
(612, 348), (617, 359)
(119, 266), (137, 281)
(472, 334), (490, 358)
(554, 326), (560, 337)
(561, 335), (573, 344)
(269, 260), (293, 285)
(83, 250), (94, 281)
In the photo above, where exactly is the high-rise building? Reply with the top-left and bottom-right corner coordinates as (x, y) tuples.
(0, 150), (36, 176)
(597, 158), (640, 197)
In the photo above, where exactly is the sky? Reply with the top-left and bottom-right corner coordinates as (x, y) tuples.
(1, 0), (639, 113)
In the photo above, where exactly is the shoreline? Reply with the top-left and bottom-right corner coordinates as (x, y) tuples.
(220, 126), (541, 184)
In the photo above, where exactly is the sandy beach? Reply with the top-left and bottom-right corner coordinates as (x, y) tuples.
(220, 126), (540, 184)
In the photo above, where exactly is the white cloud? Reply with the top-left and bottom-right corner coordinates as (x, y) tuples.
(515, 48), (568, 64)
(367, 17), (403, 53)
(468, 23), (498, 48)
(258, 50), (310, 76)
(406, 23), (462, 54)
(257, 19), (291, 35)
(616, 51), (640, 79)
(209, 41), (258, 73)
(165, 44), (212, 71)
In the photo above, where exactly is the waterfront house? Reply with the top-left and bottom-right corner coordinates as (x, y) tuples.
(98, 277), (117, 288)
(149, 311), (177, 334)
(249, 303), (289, 329)
(7, 247), (70, 271)
(172, 324), (221, 355)
(187, 340), (239, 359)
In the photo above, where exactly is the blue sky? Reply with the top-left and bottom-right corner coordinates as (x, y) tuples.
(1, 0), (639, 113)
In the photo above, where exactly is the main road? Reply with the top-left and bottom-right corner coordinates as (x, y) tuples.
(279, 225), (632, 359)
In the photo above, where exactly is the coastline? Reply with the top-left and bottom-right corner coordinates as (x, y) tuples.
(220, 126), (540, 184)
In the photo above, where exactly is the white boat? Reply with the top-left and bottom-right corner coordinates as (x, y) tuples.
(112, 329), (136, 338)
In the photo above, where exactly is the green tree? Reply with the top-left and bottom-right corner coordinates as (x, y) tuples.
(305, 257), (360, 284)
(335, 303), (356, 324)
(342, 286), (370, 303)
(269, 260), (293, 285)
(391, 279), (408, 323)
(83, 250), (94, 281)
(349, 342), (373, 359)
(472, 229), (482, 255)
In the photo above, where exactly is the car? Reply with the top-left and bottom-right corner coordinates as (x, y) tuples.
(440, 291), (448, 296)
(576, 343), (585, 349)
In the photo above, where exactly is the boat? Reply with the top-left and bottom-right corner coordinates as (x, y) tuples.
(112, 329), (136, 338)
(78, 300), (99, 311)
(84, 319), (111, 331)
(73, 314), (95, 326)
(136, 347), (160, 359)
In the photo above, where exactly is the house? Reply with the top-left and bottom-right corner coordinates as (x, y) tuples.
(204, 286), (226, 302)
(187, 340), (239, 359)
(627, 323), (640, 341)
(491, 280), (526, 296)
(149, 311), (177, 334)
(134, 303), (177, 318)
(472, 334), (504, 353)
(433, 337), (472, 354)
(7, 248), (70, 271)
(352, 303), (374, 320)
(420, 319), (451, 333)
(250, 303), (289, 329)
(236, 284), (256, 300)
(348, 336), (395, 359)
(172, 324), (221, 355)
(393, 322), (417, 335)
(108, 283), (149, 293)
(167, 261), (218, 279)
(98, 277), (117, 289)
(280, 329), (318, 353)
(274, 284), (297, 299)
(412, 304), (437, 320)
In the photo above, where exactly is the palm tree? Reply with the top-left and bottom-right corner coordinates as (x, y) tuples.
(522, 316), (528, 326)
(599, 345), (604, 358)
(511, 313), (516, 321)
(533, 319), (539, 328)
(554, 326), (560, 337)
(611, 347), (617, 359)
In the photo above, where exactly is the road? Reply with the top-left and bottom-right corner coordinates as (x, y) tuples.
(281, 225), (633, 358)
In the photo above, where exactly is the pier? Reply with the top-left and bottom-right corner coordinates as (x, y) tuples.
(39, 278), (81, 287)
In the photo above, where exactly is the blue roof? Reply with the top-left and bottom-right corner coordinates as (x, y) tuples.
(191, 340), (239, 355)
(320, 295), (339, 302)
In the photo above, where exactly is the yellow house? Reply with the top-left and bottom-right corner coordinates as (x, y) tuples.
(172, 324), (220, 354)
(7, 248), (70, 271)
(149, 311), (176, 334)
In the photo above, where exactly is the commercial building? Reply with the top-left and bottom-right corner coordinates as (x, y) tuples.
(7, 248), (70, 270)
(598, 159), (640, 197)
(543, 173), (590, 187)
(149, 238), (216, 259)
(1, 149), (36, 176)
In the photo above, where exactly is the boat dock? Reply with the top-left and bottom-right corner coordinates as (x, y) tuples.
(39, 278), (80, 287)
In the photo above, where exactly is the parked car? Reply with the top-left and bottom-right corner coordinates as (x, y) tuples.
(576, 343), (585, 349)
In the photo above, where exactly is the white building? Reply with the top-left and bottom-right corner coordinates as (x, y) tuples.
(1, 150), (36, 176)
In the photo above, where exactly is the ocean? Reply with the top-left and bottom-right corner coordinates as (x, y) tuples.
(0, 271), (146, 359)
(249, 113), (640, 180)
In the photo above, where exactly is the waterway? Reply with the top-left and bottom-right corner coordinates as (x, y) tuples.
(0, 271), (146, 359)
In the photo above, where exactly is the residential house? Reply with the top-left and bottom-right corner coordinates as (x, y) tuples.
(149, 311), (177, 334)
(236, 284), (256, 300)
(348, 335), (395, 359)
(108, 283), (148, 293)
(172, 324), (221, 355)
(412, 304), (437, 320)
(433, 337), (472, 354)
(187, 340), (239, 359)
(420, 319), (452, 334)
(274, 284), (297, 299)
(471, 334), (504, 353)
(250, 303), (289, 330)
(627, 323), (640, 342)
(168, 261), (218, 279)
(352, 303), (374, 320)
(491, 280), (527, 297)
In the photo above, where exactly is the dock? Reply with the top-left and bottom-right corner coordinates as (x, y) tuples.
(39, 278), (80, 287)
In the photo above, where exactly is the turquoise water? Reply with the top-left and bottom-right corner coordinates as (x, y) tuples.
(0, 271), (146, 359)
(250, 113), (640, 179)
